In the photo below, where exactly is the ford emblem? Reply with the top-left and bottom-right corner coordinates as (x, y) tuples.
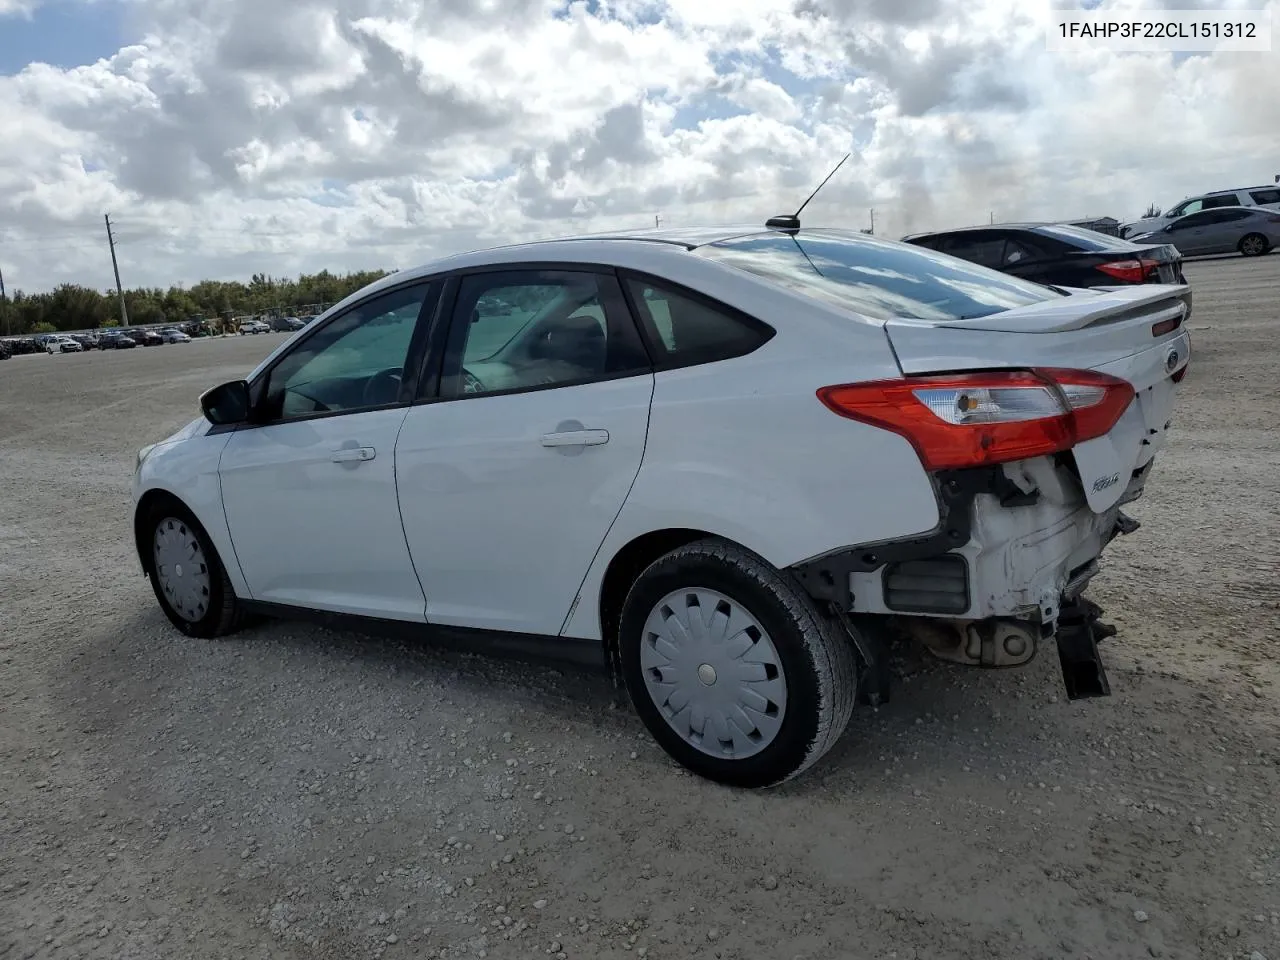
(1166, 349), (1179, 372)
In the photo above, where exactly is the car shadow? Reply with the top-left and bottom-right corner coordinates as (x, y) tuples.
(57, 602), (1134, 795)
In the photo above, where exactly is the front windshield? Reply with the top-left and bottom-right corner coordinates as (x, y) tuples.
(696, 229), (1062, 321)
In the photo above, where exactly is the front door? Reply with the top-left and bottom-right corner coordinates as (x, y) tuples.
(395, 268), (654, 636)
(218, 282), (436, 620)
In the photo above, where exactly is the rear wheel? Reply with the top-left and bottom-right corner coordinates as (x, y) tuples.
(618, 539), (857, 788)
(1239, 233), (1269, 257)
(144, 500), (244, 639)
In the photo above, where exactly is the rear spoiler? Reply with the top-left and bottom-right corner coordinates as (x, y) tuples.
(927, 285), (1191, 334)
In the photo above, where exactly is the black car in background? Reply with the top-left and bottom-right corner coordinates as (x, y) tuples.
(0, 339), (11, 360)
(99, 332), (138, 349)
(270, 315), (307, 332)
(124, 328), (163, 346)
(902, 222), (1186, 288)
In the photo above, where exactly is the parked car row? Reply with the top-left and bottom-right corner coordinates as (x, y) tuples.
(902, 203), (1276, 289)
(1, 318), (318, 358)
(1120, 183), (1280, 238)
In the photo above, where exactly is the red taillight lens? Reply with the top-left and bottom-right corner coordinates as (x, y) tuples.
(818, 369), (1135, 471)
(1097, 258), (1161, 283)
(1151, 315), (1182, 336)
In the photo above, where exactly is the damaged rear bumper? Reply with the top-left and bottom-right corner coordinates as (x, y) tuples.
(792, 456), (1148, 699)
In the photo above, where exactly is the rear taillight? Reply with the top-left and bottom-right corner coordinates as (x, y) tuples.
(818, 369), (1135, 471)
(1096, 258), (1161, 283)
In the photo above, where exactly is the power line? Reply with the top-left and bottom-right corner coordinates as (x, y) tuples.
(105, 214), (129, 327)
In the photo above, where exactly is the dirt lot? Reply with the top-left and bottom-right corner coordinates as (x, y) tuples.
(2, 258), (1278, 960)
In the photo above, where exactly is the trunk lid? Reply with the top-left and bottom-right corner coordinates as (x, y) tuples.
(884, 284), (1191, 512)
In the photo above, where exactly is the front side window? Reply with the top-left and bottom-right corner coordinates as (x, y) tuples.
(696, 230), (1062, 322)
(1170, 212), (1214, 230)
(262, 283), (430, 421)
(938, 233), (1007, 269)
(442, 270), (648, 398)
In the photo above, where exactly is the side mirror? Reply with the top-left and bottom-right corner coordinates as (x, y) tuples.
(200, 379), (251, 425)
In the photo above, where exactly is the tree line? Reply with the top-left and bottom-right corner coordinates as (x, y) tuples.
(0, 268), (391, 336)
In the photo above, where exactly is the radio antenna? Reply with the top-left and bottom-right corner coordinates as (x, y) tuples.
(766, 153), (851, 233)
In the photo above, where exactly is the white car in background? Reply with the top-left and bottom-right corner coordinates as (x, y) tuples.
(45, 336), (83, 354)
(132, 224), (1191, 787)
(237, 320), (270, 335)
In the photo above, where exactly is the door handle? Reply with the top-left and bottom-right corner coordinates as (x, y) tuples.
(540, 429), (610, 447)
(331, 446), (376, 463)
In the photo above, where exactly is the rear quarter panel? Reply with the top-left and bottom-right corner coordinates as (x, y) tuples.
(560, 317), (943, 641)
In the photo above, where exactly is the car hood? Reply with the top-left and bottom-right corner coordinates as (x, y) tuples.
(159, 416), (212, 446)
(1120, 216), (1168, 236)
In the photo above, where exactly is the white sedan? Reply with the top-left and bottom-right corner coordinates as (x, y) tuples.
(132, 224), (1191, 787)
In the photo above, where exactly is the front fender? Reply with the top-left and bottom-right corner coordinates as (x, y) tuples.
(132, 428), (248, 599)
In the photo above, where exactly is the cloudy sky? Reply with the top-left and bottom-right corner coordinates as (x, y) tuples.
(0, 0), (1276, 293)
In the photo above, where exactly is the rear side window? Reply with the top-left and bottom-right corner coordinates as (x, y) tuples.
(1249, 189), (1280, 204)
(622, 277), (773, 367)
(696, 230), (1062, 322)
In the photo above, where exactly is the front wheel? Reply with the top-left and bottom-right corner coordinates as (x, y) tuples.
(618, 539), (857, 788)
(144, 500), (245, 639)
(1239, 233), (1269, 257)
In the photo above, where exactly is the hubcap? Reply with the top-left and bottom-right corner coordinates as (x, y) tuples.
(153, 517), (211, 623)
(640, 588), (787, 760)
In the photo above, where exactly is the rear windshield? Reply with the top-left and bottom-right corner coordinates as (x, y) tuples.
(1034, 224), (1129, 250)
(695, 230), (1062, 322)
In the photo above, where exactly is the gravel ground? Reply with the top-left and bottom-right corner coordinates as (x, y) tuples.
(2, 257), (1278, 960)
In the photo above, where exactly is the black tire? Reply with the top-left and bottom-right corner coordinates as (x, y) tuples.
(142, 499), (245, 639)
(618, 538), (857, 788)
(1239, 233), (1270, 257)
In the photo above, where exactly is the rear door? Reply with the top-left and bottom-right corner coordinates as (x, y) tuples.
(394, 267), (654, 636)
(1195, 208), (1258, 252)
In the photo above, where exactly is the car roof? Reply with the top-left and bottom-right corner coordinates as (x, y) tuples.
(373, 224), (841, 290)
(1167, 204), (1261, 217)
(903, 221), (1089, 239)
(1197, 186), (1276, 196)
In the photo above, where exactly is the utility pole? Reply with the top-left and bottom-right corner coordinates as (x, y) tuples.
(0, 264), (8, 337)
(869, 208), (875, 234)
(105, 213), (129, 327)
(989, 211), (995, 224)
(654, 214), (662, 228)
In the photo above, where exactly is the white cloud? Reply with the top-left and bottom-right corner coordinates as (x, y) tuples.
(0, 0), (1277, 293)
(0, 0), (38, 16)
